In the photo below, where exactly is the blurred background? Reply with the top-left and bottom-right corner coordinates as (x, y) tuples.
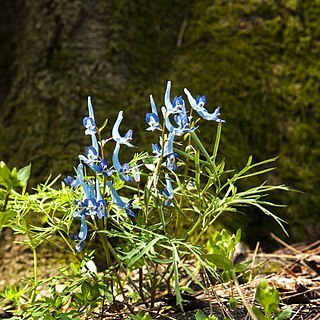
(0, 0), (319, 246)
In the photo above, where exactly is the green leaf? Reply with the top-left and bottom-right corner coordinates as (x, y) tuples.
(252, 305), (268, 320)
(204, 253), (233, 271)
(195, 310), (219, 320)
(172, 244), (183, 310)
(2, 285), (25, 301)
(0, 210), (16, 230)
(276, 306), (292, 320)
(54, 296), (63, 309)
(255, 280), (280, 315)
(229, 296), (238, 310)
(0, 161), (12, 188)
(195, 310), (207, 320)
(235, 229), (241, 243)
(70, 263), (79, 274)
(81, 281), (92, 298)
(212, 121), (222, 164)
(73, 292), (85, 302)
(143, 156), (158, 164)
(234, 260), (251, 273)
(17, 163), (31, 187)
(127, 235), (163, 268)
(60, 267), (69, 276)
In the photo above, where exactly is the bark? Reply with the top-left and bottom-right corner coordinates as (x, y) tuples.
(0, 0), (191, 184)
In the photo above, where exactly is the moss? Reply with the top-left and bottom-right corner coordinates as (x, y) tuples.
(1, 1), (320, 242)
(166, 0), (320, 241)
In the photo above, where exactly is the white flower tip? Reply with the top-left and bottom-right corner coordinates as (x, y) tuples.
(88, 96), (92, 107)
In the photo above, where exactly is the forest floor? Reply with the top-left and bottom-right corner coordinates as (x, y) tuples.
(100, 235), (320, 320)
(0, 230), (320, 319)
(179, 237), (320, 320)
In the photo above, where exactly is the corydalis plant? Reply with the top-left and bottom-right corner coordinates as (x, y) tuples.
(65, 97), (136, 252)
(0, 78), (292, 320)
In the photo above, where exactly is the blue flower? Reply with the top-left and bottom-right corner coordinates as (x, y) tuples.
(83, 117), (97, 135)
(164, 81), (184, 114)
(196, 95), (206, 109)
(146, 113), (161, 131)
(70, 214), (88, 252)
(112, 143), (133, 182)
(150, 94), (159, 115)
(106, 181), (136, 218)
(112, 111), (135, 147)
(85, 146), (98, 162)
(64, 175), (80, 187)
(171, 96), (185, 113)
(87, 96), (95, 119)
(98, 158), (115, 177)
(73, 179), (98, 217)
(82, 198), (98, 216)
(146, 95), (161, 131)
(65, 163), (84, 190)
(71, 175), (105, 251)
(160, 174), (174, 206)
(152, 143), (162, 157)
(197, 106), (225, 122)
(78, 96), (100, 170)
(96, 178), (108, 219)
(173, 112), (196, 135)
(70, 165), (90, 251)
(152, 137), (178, 170)
(163, 132), (176, 156)
(184, 88), (225, 122)
(70, 166), (97, 217)
(85, 97), (100, 155)
(162, 106), (195, 136)
(165, 152), (178, 171)
(79, 146), (101, 172)
(64, 163), (85, 187)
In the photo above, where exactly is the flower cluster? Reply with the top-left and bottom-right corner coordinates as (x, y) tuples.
(66, 82), (224, 252)
(146, 81), (224, 171)
(146, 81), (224, 205)
(65, 97), (135, 252)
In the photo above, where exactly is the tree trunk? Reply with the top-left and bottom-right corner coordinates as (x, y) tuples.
(0, 0), (192, 184)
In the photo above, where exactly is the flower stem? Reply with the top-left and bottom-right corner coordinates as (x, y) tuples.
(30, 246), (38, 303)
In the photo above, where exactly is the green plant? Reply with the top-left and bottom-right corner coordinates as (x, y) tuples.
(0, 161), (31, 233)
(130, 310), (153, 320)
(1, 81), (289, 318)
(195, 309), (219, 320)
(253, 279), (292, 320)
(1, 257), (113, 319)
